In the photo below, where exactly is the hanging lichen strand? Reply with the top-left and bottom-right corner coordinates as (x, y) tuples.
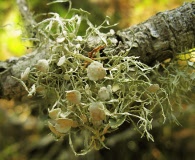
(19, 3), (195, 155)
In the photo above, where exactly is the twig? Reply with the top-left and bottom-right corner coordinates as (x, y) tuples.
(16, 0), (36, 27)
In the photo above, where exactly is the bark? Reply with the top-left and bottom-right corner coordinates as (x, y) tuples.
(0, 2), (195, 100)
(115, 2), (195, 65)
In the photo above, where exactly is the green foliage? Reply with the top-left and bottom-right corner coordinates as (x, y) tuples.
(0, 0), (31, 60)
(18, 1), (195, 155)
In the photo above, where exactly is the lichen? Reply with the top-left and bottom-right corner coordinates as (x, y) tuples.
(18, 1), (195, 155)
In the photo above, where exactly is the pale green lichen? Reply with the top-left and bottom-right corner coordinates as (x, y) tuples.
(18, 0), (195, 155)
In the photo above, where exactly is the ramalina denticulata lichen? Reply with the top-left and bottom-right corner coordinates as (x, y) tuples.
(18, 1), (195, 155)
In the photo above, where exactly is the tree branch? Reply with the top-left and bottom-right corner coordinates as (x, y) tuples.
(115, 2), (195, 65)
(16, 0), (36, 28)
(0, 2), (194, 100)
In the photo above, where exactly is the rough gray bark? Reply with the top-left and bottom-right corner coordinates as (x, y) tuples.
(115, 2), (195, 65)
(0, 2), (194, 100)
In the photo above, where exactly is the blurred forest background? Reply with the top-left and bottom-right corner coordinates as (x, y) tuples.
(0, 0), (194, 160)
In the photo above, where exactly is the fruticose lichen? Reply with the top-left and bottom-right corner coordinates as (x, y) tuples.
(19, 1), (195, 155)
